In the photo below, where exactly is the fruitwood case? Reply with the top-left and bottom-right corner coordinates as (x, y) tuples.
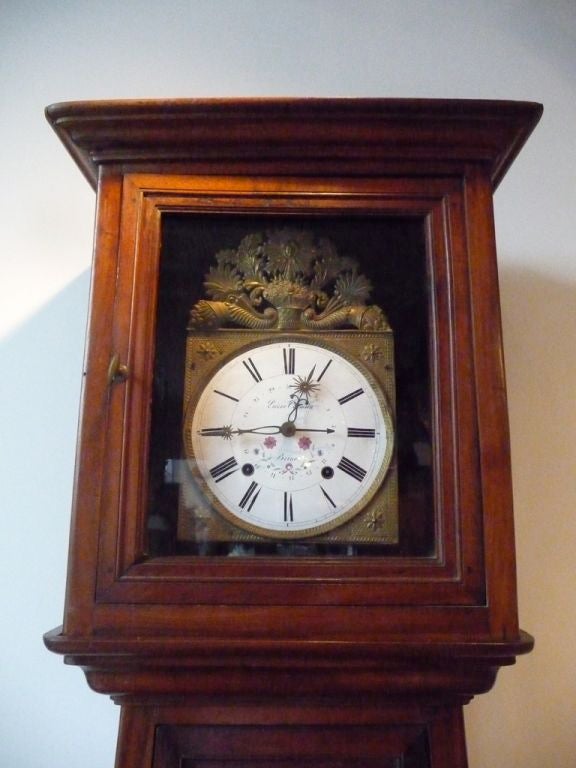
(44, 98), (541, 767)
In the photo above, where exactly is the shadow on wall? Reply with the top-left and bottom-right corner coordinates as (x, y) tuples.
(498, 264), (575, 547)
(466, 263), (576, 767)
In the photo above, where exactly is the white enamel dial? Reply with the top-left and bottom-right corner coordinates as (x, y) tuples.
(185, 339), (393, 538)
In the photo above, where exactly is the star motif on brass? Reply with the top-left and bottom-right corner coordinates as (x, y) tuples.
(361, 343), (383, 363)
(366, 510), (385, 530)
(190, 505), (210, 520)
(197, 342), (221, 360)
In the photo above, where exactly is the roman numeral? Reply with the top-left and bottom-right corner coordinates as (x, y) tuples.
(338, 388), (364, 405)
(283, 347), (295, 374)
(209, 456), (238, 482)
(320, 486), (336, 508)
(283, 491), (294, 522)
(337, 456), (367, 482)
(317, 358), (332, 382)
(347, 427), (376, 438)
(213, 389), (239, 402)
(239, 481), (260, 511)
(243, 357), (262, 382)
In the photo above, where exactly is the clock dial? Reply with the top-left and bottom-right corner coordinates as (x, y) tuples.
(185, 339), (394, 538)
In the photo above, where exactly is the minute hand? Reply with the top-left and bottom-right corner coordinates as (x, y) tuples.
(293, 427), (335, 434)
(235, 426), (335, 435)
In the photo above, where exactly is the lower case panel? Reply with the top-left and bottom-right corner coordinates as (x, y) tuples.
(115, 704), (468, 768)
(153, 724), (430, 768)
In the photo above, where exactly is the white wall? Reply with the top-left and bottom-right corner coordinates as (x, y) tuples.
(1, 2), (574, 766)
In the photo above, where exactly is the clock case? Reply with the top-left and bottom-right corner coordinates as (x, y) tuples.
(44, 99), (541, 768)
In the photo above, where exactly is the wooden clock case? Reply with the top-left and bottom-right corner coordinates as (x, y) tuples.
(44, 98), (542, 768)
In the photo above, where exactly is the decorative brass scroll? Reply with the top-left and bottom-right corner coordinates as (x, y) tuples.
(188, 229), (391, 333)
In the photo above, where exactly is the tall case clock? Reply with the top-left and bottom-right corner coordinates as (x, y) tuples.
(44, 98), (542, 768)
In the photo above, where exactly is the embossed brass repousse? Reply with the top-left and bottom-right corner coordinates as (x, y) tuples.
(179, 228), (398, 546)
(188, 228), (391, 333)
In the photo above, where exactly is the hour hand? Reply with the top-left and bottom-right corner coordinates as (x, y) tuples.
(198, 425), (282, 438)
(198, 426), (235, 439)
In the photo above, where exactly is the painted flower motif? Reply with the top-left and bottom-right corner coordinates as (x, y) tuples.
(298, 436), (312, 450)
(263, 436), (277, 449)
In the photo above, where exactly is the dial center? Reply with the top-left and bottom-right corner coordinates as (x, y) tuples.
(280, 421), (296, 437)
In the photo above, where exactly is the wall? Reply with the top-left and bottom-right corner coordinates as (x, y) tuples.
(1, 2), (574, 766)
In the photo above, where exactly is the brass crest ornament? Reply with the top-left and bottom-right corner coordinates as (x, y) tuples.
(188, 228), (391, 332)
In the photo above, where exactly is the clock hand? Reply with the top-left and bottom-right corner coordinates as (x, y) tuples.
(198, 424), (335, 438)
(293, 427), (335, 434)
(235, 425), (335, 436)
(197, 427), (234, 437)
(235, 425), (282, 435)
(198, 425), (283, 437)
(289, 365), (319, 399)
(287, 366), (320, 422)
(287, 393), (306, 423)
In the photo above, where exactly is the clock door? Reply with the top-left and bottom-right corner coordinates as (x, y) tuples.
(104, 190), (450, 585)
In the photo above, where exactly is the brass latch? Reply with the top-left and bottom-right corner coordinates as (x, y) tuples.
(107, 353), (129, 385)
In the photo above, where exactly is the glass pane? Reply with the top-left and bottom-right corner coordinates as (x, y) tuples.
(147, 215), (433, 558)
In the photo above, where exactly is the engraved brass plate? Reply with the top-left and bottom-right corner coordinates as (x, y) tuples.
(177, 329), (398, 545)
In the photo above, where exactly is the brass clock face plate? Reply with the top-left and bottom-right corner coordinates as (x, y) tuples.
(183, 337), (394, 539)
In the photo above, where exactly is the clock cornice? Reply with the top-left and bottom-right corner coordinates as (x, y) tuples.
(45, 97), (542, 190)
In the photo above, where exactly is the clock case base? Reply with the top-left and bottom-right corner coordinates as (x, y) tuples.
(46, 627), (533, 768)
